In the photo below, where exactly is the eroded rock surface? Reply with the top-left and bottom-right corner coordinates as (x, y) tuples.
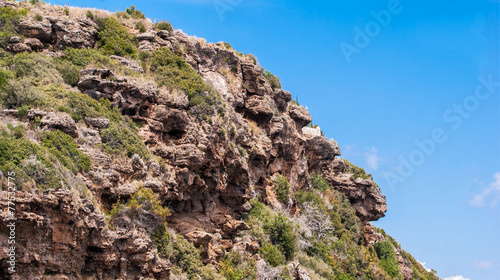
(0, 2), (389, 278)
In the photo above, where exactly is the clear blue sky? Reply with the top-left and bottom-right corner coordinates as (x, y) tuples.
(57, 0), (500, 279)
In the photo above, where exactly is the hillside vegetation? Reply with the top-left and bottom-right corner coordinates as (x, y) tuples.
(0, 1), (439, 279)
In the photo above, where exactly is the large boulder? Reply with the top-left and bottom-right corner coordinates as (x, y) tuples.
(6, 43), (31, 53)
(24, 38), (44, 50)
(289, 104), (312, 127)
(47, 16), (98, 49)
(244, 95), (274, 123)
(18, 19), (52, 42)
(241, 62), (267, 95)
(273, 88), (292, 111)
(40, 112), (78, 138)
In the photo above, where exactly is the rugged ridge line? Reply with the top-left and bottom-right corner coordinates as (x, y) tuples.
(0, 1), (435, 280)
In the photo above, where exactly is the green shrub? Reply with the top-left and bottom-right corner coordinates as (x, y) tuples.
(0, 7), (27, 23)
(1, 79), (40, 109)
(169, 234), (206, 278)
(150, 47), (223, 120)
(342, 159), (372, 180)
(246, 199), (274, 225)
(219, 251), (256, 280)
(0, 133), (40, 167)
(29, 0), (40, 4)
(259, 243), (286, 267)
(297, 252), (336, 279)
(97, 17), (137, 57)
(152, 223), (171, 256)
(374, 241), (403, 279)
(219, 259), (246, 280)
(65, 93), (120, 123)
(10, 52), (62, 85)
(100, 121), (149, 159)
(17, 105), (29, 118)
(230, 124), (236, 137)
(63, 8), (69, 16)
(41, 130), (91, 173)
(263, 70), (281, 90)
(0, 132), (76, 190)
(6, 123), (25, 139)
(34, 14), (43, 21)
(33, 116), (41, 126)
(295, 188), (362, 247)
(126, 5), (145, 19)
(265, 214), (296, 261)
(57, 105), (70, 113)
(155, 21), (173, 33)
(0, 68), (13, 89)
(237, 145), (247, 157)
(150, 47), (210, 95)
(0, 6), (27, 47)
(109, 187), (170, 220)
(135, 21), (146, 33)
(86, 11), (94, 20)
(273, 174), (290, 202)
(310, 173), (329, 191)
(138, 51), (150, 61)
(61, 47), (113, 68)
(56, 61), (80, 86)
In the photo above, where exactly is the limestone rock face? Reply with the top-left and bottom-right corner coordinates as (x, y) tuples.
(15, 14), (98, 51)
(47, 16), (98, 49)
(396, 247), (414, 280)
(137, 32), (156, 42)
(0, 2), (390, 278)
(289, 104), (312, 127)
(305, 137), (387, 222)
(363, 223), (384, 246)
(244, 95), (274, 123)
(0, 190), (169, 279)
(17, 19), (52, 42)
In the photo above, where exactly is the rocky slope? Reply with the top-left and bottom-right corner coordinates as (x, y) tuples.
(0, 1), (436, 279)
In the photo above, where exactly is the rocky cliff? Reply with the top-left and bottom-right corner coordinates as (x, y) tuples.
(0, 1), (436, 280)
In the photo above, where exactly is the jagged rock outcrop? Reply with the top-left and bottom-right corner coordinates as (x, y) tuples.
(39, 112), (78, 138)
(17, 16), (98, 51)
(363, 223), (384, 246)
(396, 248), (414, 280)
(0, 2), (393, 278)
(0, 190), (169, 279)
(288, 261), (311, 280)
(17, 19), (52, 42)
(304, 137), (386, 222)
